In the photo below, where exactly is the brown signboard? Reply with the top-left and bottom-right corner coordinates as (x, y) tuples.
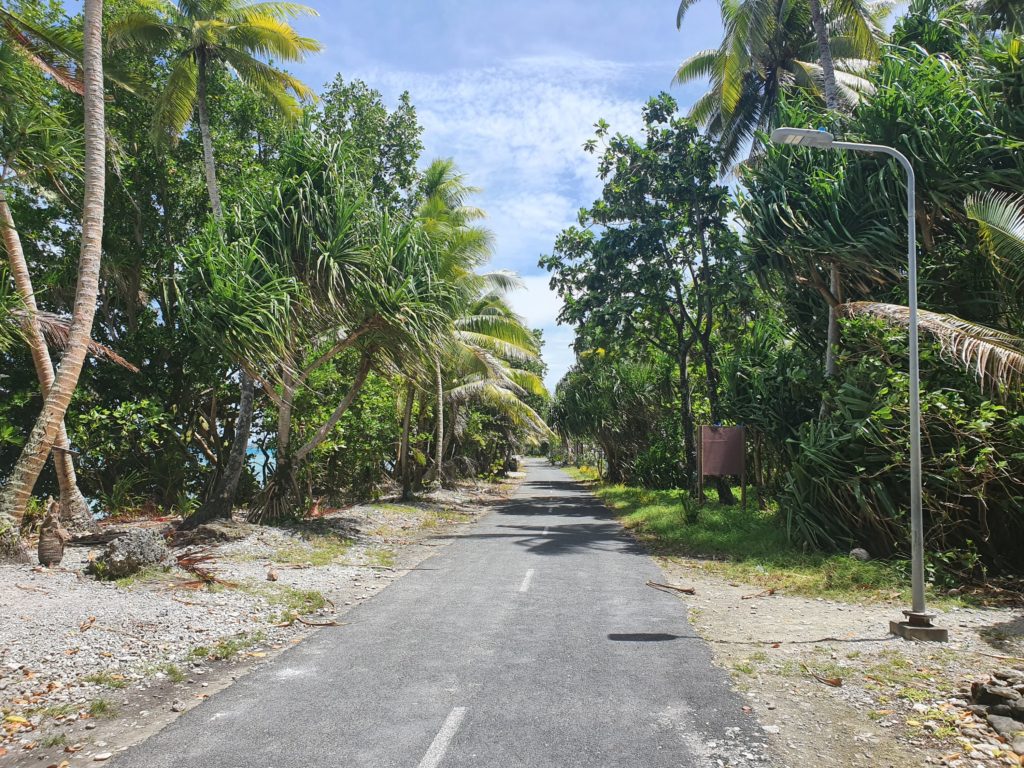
(700, 426), (746, 477)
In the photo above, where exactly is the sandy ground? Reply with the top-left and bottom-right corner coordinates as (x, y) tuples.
(656, 557), (1024, 768)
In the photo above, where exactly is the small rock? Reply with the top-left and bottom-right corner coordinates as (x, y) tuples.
(94, 754), (113, 762)
(170, 700), (185, 713)
(849, 548), (871, 562)
(84, 723), (96, 730)
(86, 529), (169, 580)
(973, 683), (1021, 706)
(762, 725), (781, 734)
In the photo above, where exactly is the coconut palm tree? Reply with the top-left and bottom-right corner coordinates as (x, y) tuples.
(108, 0), (321, 217)
(845, 191), (1024, 390)
(0, 30), (96, 530)
(0, 0), (106, 561)
(674, 0), (887, 168)
(109, 0), (321, 522)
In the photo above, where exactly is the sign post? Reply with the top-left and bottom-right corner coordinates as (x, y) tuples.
(698, 426), (746, 511)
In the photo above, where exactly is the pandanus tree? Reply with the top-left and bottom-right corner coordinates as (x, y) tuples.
(1, 0), (106, 560)
(109, 0), (321, 522)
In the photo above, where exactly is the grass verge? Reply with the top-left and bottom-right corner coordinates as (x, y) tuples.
(566, 467), (911, 603)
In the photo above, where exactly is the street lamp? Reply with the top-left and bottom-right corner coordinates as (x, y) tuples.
(770, 127), (947, 642)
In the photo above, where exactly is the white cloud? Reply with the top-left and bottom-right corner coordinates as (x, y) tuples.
(336, 56), (663, 389)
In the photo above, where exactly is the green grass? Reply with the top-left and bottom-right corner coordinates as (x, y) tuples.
(189, 631), (267, 661)
(40, 732), (67, 748)
(27, 702), (78, 719)
(161, 663), (186, 683)
(114, 565), (173, 588)
(88, 698), (117, 718)
(82, 671), (128, 689)
(270, 534), (352, 567)
(366, 547), (396, 568)
(580, 477), (909, 603)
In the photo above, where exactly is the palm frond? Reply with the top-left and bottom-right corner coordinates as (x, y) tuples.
(842, 301), (1024, 391)
(966, 190), (1024, 292)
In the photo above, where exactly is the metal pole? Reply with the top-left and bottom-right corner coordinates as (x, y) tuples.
(833, 142), (926, 619)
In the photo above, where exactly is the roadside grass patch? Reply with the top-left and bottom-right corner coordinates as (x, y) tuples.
(161, 663), (186, 683)
(270, 534), (352, 566)
(114, 565), (174, 589)
(366, 547), (396, 568)
(41, 732), (67, 747)
(88, 698), (117, 718)
(584, 480), (909, 603)
(82, 671), (128, 689)
(28, 703), (77, 719)
(189, 631), (266, 661)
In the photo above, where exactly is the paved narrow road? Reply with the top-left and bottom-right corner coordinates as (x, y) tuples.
(113, 460), (768, 767)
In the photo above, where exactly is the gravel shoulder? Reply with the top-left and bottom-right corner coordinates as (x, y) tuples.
(655, 556), (1024, 768)
(0, 478), (518, 767)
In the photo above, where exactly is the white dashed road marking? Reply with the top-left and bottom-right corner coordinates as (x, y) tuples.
(417, 707), (467, 768)
(519, 569), (535, 593)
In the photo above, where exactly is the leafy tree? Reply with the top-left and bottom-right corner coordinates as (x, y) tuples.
(542, 93), (739, 493)
(318, 77), (423, 212)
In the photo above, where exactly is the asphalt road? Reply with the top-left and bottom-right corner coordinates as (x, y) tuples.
(112, 459), (769, 768)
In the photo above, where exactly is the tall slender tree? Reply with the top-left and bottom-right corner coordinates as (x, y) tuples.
(0, 0), (106, 559)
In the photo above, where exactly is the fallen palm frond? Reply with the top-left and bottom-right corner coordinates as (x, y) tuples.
(645, 580), (696, 595)
(841, 301), (1024, 392)
(173, 548), (236, 589)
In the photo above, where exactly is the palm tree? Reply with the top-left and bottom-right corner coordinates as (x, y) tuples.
(674, 0), (886, 167)
(109, 0), (320, 217)
(0, 0), (106, 561)
(0, 21), (96, 530)
(110, 0), (321, 522)
(845, 191), (1024, 390)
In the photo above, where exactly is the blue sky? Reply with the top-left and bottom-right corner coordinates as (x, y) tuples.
(282, 1), (723, 388)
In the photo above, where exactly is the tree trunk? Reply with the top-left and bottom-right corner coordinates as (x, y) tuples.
(701, 342), (737, 506)
(0, 0), (105, 555)
(399, 379), (415, 500)
(425, 359), (444, 485)
(185, 370), (254, 528)
(677, 349), (697, 490)
(0, 191), (93, 530)
(824, 263), (842, 379)
(808, 0), (839, 110)
(195, 53), (223, 218)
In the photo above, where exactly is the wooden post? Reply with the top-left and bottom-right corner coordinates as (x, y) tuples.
(697, 426), (704, 505)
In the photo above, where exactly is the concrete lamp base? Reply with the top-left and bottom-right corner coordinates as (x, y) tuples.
(890, 611), (948, 642)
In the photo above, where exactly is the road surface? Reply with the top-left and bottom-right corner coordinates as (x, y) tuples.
(112, 459), (768, 767)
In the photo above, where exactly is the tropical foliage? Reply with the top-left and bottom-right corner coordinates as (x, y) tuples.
(0, 0), (549, 560)
(548, 0), (1024, 575)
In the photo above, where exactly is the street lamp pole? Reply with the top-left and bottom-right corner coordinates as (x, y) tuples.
(769, 127), (945, 641)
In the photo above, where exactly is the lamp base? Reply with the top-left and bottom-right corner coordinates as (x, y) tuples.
(890, 611), (948, 642)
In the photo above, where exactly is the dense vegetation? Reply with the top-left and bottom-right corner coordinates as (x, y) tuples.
(0, 0), (550, 559)
(545, 1), (1024, 576)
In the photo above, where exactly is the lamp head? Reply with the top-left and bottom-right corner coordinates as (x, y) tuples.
(770, 127), (835, 149)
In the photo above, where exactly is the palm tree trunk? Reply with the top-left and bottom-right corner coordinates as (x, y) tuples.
(824, 263), (842, 378)
(808, 0), (839, 110)
(0, 191), (93, 530)
(399, 379), (414, 500)
(0, 0), (105, 560)
(195, 52), (223, 218)
(425, 359), (443, 485)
